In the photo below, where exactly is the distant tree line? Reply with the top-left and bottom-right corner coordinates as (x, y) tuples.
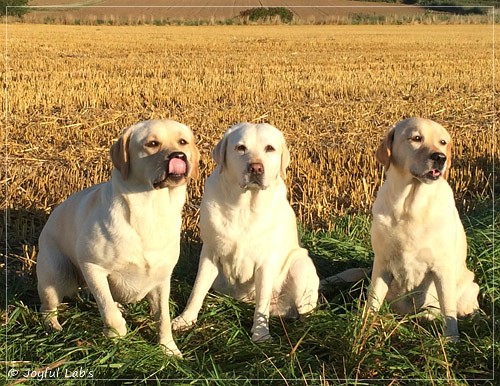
(239, 7), (294, 23)
(361, 0), (492, 15)
(1, 0), (30, 17)
(410, 0), (491, 15)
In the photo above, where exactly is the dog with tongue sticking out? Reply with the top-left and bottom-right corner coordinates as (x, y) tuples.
(36, 119), (199, 357)
(366, 117), (479, 341)
(153, 152), (189, 189)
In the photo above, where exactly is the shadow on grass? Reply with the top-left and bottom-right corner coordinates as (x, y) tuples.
(1, 207), (49, 308)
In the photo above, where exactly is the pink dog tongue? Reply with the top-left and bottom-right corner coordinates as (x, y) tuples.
(169, 157), (187, 175)
(431, 169), (441, 177)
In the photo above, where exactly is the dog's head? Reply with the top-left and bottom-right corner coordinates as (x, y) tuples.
(212, 122), (290, 191)
(376, 117), (452, 183)
(110, 119), (200, 189)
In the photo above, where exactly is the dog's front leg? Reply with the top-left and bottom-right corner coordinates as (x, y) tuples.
(251, 266), (274, 342)
(148, 283), (182, 357)
(366, 258), (392, 314)
(172, 246), (219, 331)
(433, 269), (459, 340)
(80, 262), (127, 337)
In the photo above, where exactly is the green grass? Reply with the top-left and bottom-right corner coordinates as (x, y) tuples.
(2, 200), (497, 384)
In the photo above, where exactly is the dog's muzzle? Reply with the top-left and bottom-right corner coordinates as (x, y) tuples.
(241, 162), (266, 190)
(153, 152), (188, 189)
(425, 152), (446, 181)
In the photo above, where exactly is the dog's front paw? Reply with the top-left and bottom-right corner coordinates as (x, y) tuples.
(41, 311), (63, 332)
(251, 325), (271, 342)
(160, 341), (183, 358)
(104, 318), (127, 338)
(171, 315), (197, 331)
(443, 334), (460, 344)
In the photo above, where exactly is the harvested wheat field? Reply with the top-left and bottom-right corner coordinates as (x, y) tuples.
(4, 24), (496, 234)
(2, 24), (498, 382)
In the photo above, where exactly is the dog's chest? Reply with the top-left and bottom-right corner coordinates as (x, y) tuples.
(379, 220), (440, 291)
(108, 247), (178, 303)
(221, 231), (270, 285)
(219, 247), (255, 286)
(388, 251), (430, 292)
(104, 215), (181, 303)
(210, 207), (279, 284)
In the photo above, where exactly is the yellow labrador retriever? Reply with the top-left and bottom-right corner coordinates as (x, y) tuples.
(367, 117), (479, 340)
(36, 119), (199, 356)
(172, 123), (319, 342)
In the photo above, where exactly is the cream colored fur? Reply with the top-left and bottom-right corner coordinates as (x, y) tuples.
(172, 123), (319, 342)
(36, 119), (199, 357)
(366, 117), (479, 340)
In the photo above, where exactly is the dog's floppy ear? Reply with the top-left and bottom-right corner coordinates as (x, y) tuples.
(110, 126), (133, 179)
(212, 134), (228, 173)
(212, 124), (242, 173)
(190, 142), (201, 180)
(280, 137), (291, 180)
(443, 140), (452, 181)
(375, 126), (395, 169)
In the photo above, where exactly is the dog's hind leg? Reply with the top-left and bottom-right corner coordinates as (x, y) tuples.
(36, 247), (79, 331)
(286, 249), (320, 316)
(457, 269), (480, 317)
(319, 267), (369, 289)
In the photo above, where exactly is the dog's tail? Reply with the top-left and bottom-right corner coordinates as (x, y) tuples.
(319, 268), (370, 290)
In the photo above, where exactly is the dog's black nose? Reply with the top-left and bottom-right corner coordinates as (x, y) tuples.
(430, 152), (446, 165)
(248, 162), (264, 175)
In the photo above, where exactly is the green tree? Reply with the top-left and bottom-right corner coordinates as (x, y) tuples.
(1, 0), (30, 17)
(240, 7), (294, 23)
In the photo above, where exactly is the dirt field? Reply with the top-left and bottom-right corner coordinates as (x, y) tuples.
(29, 0), (426, 23)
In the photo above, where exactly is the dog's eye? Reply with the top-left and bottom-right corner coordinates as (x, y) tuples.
(179, 139), (188, 146)
(145, 140), (160, 148)
(236, 144), (247, 153)
(411, 135), (423, 143)
(265, 145), (275, 152)
(440, 140), (447, 145)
